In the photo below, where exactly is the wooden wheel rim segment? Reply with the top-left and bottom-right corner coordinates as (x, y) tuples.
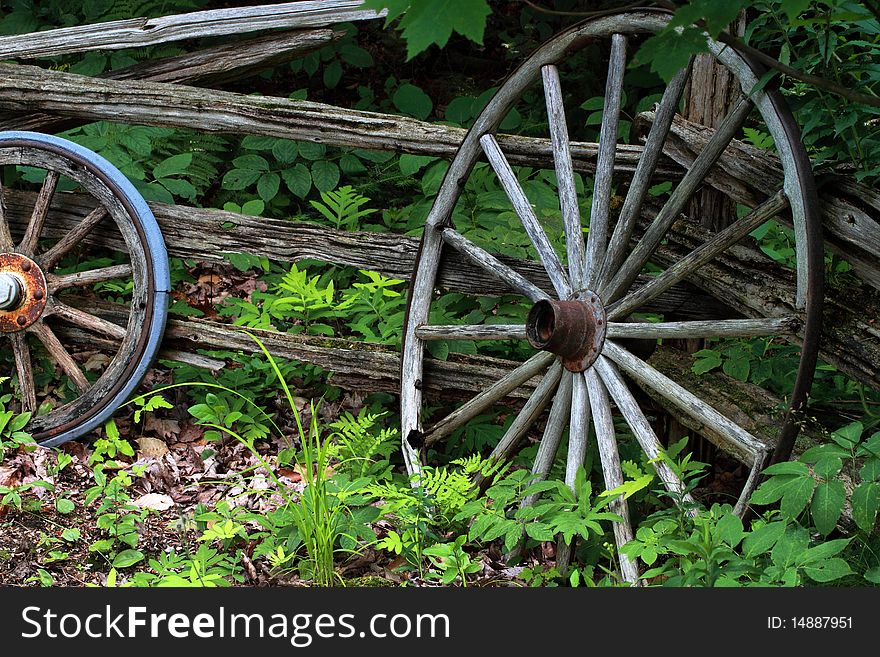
(400, 10), (823, 580)
(0, 131), (170, 447)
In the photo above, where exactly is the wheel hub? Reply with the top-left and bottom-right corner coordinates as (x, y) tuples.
(525, 290), (606, 372)
(0, 253), (47, 332)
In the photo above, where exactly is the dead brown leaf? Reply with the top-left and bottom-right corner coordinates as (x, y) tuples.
(145, 415), (180, 441)
(133, 493), (175, 511)
(137, 436), (170, 458)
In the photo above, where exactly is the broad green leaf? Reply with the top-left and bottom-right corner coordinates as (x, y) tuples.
(153, 152), (192, 179)
(525, 522), (554, 542)
(393, 83), (433, 120)
(323, 59), (343, 89)
(830, 421), (862, 448)
(722, 355), (749, 382)
(811, 480), (845, 536)
(55, 498), (75, 514)
(232, 154), (270, 172)
(851, 482), (880, 532)
(399, 153), (436, 176)
(865, 567), (880, 584)
(762, 461), (810, 477)
(61, 528), (81, 542)
(858, 432), (880, 458)
(298, 141), (326, 161)
(803, 557), (853, 583)
(771, 524), (809, 568)
(339, 154), (367, 174)
(257, 172), (280, 202)
(715, 512), (744, 547)
(742, 521), (785, 557)
(800, 444), (850, 462)
(222, 168), (260, 190)
(812, 455), (843, 479)
(691, 349), (721, 375)
(421, 160), (449, 196)
(282, 164), (311, 198)
(799, 538), (851, 565)
(311, 161), (340, 193)
(779, 476), (816, 520)
(339, 43), (373, 68)
(670, 0), (748, 36)
(159, 178), (197, 200)
(779, 0), (812, 21)
(392, 0), (491, 59)
(751, 474), (797, 505)
(112, 549), (145, 569)
(272, 140), (299, 164)
(860, 457), (880, 482)
(635, 27), (708, 82)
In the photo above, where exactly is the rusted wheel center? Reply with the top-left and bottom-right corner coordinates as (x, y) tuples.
(0, 252), (47, 333)
(526, 290), (606, 372)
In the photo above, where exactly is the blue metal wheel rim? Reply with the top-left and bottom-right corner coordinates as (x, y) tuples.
(0, 131), (169, 447)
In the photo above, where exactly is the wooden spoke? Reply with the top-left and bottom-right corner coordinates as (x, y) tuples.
(608, 190), (789, 319)
(583, 33), (627, 288)
(556, 371), (591, 573)
(48, 263), (133, 292)
(585, 368), (638, 584)
(441, 228), (549, 302)
(480, 134), (572, 298)
(0, 181), (13, 251)
(542, 64), (585, 286)
(30, 321), (89, 392)
(601, 340), (768, 465)
(415, 324), (526, 341)
(475, 360), (563, 489)
(19, 170), (60, 256)
(602, 96), (754, 303)
(520, 371), (573, 509)
(606, 317), (799, 340)
(39, 205), (109, 269)
(49, 300), (127, 340)
(565, 369), (591, 488)
(10, 333), (37, 413)
(593, 355), (694, 504)
(597, 62), (692, 290)
(424, 350), (555, 448)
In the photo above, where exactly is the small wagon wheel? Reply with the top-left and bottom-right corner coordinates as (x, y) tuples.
(0, 131), (169, 447)
(400, 10), (822, 583)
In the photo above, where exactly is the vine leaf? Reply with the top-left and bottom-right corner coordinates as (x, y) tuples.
(363, 0), (491, 59)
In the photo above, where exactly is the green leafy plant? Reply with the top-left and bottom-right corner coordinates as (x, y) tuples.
(622, 504), (856, 586)
(423, 535), (482, 586)
(751, 421), (880, 537)
(459, 466), (623, 556)
(362, 0), (492, 60)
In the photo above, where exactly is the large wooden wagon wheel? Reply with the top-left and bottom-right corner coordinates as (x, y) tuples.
(400, 10), (823, 583)
(0, 131), (169, 447)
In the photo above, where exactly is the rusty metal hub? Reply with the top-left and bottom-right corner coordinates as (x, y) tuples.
(525, 290), (606, 372)
(0, 252), (47, 333)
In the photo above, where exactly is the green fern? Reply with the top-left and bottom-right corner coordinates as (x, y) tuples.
(309, 186), (376, 230)
(329, 409), (397, 479)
